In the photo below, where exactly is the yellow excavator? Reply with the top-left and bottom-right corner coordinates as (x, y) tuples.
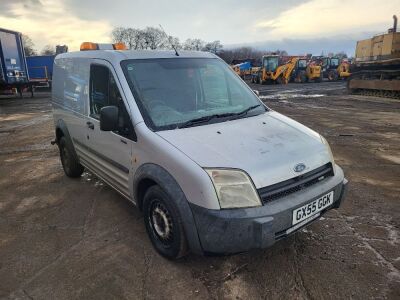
(251, 55), (299, 84)
(291, 58), (322, 83)
(337, 60), (351, 79)
(251, 56), (323, 84)
(305, 59), (323, 82)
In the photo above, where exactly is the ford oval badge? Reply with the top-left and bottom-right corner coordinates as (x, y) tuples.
(294, 163), (306, 173)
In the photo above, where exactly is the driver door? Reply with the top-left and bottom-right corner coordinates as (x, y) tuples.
(84, 61), (136, 199)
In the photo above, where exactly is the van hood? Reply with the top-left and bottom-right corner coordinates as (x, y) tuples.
(156, 111), (332, 189)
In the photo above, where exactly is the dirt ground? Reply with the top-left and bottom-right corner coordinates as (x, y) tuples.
(0, 82), (399, 299)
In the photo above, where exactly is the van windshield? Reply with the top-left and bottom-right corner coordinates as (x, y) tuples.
(121, 58), (266, 131)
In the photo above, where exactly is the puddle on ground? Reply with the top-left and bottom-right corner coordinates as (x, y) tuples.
(82, 171), (104, 187)
(259, 94), (325, 100)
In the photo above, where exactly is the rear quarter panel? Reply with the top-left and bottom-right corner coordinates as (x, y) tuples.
(52, 57), (89, 147)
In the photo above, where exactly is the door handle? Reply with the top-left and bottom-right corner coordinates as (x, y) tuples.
(86, 121), (94, 130)
(120, 139), (127, 144)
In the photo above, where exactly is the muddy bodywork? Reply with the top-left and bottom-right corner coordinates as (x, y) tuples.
(190, 166), (347, 254)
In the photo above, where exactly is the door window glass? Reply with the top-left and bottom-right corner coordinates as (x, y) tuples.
(89, 65), (134, 139)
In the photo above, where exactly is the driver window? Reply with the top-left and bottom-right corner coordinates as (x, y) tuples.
(89, 64), (134, 139)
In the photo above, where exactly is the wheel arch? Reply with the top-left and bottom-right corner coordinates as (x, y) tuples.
(55, 119), (79, 162)
(55, 119), (71, 143)
(133, 163), (203, 254)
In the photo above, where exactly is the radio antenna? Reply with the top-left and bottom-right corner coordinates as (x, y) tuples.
(159, 24), (179, 56)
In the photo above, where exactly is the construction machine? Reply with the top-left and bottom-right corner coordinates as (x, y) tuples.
(290, 58), (308, 83)
(348, 15), (400, 98)
(289, 57), (323, 83)
(305, 60), (323, 82)
(251, 55), (300, 84)
(337, 60), (351, 80)
(319, 56), (340, 81)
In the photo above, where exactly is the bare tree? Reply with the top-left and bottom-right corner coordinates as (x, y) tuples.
(41, 45), (56, 55)
(22, 34), (37, 57)
(111, 27), (126, 44)
(166, 36), (181, 50)
(110, 26), (227, 54)
(183, 38), (205, 51)
(142, 27), (166, 50)
(203, 40), (223, 53)
(112, 27), (145, 50)
(112, 26), (178, 50)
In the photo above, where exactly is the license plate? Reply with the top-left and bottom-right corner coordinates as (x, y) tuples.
(292, 191), (334, 225)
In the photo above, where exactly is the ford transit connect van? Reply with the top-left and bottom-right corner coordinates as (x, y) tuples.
(51, 43), (348, 259)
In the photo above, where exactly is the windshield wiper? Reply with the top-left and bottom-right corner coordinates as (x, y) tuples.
(178, 105), (262, 129)
(232, 104), (262, 117)
(178, 114), (223, 128)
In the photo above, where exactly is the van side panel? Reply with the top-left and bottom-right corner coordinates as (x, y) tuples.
(52, 57), (90, 152)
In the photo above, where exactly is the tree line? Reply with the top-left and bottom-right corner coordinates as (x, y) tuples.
(21, 26), (348, 64)
(111, 26), (223, 53)
(22, 35), (56, 56)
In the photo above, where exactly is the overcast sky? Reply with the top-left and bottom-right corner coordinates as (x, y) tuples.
(1, 0), (399, 54)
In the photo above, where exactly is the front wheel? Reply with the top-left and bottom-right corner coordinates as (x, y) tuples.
(328, 70), (338, 81)
(58, 136), (84, 178)
(143, 185), (188, 259)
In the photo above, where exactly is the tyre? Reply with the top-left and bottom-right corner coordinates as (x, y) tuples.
(143, 185), (188, 259)
(328, 70), (338, 81)
(299, 71), (307, 83)
(58, 136), (84, 178)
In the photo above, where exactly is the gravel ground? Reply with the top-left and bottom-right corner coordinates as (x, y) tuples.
(0, 82), (399, 299)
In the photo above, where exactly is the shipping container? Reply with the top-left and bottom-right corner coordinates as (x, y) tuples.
(26, 55), (55, 87)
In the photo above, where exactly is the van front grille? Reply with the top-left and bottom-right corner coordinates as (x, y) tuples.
(257, 163), (334, 204)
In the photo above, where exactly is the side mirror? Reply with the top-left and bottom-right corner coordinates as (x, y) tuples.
(253, 90), (260, 96)
(100, 106), (119, 131)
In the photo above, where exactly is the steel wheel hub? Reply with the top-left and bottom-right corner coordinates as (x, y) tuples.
(150, 202), (173, 243)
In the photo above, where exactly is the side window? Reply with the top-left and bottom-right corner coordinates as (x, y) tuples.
(89, 65), (134, 139)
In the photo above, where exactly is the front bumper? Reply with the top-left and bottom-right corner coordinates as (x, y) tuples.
(190, 165), (348, 254)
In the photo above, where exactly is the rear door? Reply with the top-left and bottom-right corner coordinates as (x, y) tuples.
(83, 61), (136, 198)
(0, 30), (28, 83)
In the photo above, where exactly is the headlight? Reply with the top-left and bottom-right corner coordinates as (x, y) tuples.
(205, 169), (262, 209)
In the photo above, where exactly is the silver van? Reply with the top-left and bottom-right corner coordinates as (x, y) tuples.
(51, 43), (348, 259)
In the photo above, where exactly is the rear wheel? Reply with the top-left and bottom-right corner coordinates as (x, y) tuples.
(298, 71), (307, 83)
(143, 185), (188, 259)
(328, 70), (338, 81)
(58, 136), (84, 178)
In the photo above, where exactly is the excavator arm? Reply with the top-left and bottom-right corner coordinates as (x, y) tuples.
(270, 58), (299, 84)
